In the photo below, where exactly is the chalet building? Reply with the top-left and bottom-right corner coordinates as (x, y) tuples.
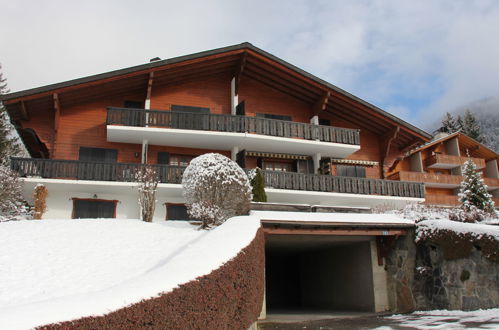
(3, 43), (434, 315)
(387, 131), (499, 207)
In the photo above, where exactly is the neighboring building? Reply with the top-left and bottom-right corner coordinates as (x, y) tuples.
(2, 43), (434, 315)
(2, 43), (429, 220)
(387, 131), (499, 207)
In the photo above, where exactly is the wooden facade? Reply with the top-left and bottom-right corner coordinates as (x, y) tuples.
(3, 43), (432, 211)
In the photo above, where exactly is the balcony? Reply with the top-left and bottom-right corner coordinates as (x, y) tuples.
(106, 107), (360, 158)
(11, 157), (185, 183)
(425, 154), (485, 169)
(389, 171), (499, 190)
(12, 158), (424, 208)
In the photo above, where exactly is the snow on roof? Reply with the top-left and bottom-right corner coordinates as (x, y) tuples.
(416, 219), (499, 241)
(251, 210), (414, 226)
(0, 216), (261, 329)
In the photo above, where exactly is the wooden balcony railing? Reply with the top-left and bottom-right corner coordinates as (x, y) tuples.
(425, 154), (486, 169)
(106, 107), (360, 145)
(11, 158), (424, 198)
(10, 158), (186, 183)
(258, 170), (425, 198)
(388, 171), (499, 188)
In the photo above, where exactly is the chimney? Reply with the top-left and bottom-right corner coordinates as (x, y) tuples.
(150, 57), (161, 62)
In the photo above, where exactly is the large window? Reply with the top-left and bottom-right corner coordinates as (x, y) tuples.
(336, 165), (366, 178)
(79, 147), (117, 163)
(169, 154), (195, 167)
(73, 199), (116, 219)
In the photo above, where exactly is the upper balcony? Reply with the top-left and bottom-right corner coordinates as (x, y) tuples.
(11, 157), (424, 209)
(106, 107), (360, 158)
(424, 154), (486, 169)
(388, 171), (499, 190)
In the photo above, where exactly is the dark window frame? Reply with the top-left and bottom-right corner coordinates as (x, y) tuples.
(165, 203), (191, 221)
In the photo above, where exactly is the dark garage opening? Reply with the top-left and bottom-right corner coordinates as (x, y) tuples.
(265, 235), (375, 313)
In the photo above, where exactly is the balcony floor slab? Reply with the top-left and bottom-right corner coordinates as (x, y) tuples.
(107, 125), (360, 158)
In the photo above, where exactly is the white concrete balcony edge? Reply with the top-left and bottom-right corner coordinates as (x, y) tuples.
(107, 125), (360, 158)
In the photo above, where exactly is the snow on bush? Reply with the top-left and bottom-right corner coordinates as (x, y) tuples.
(182, 153), (251, 229)
(136, 166), (159, 222)
(0, 165), (30, 222)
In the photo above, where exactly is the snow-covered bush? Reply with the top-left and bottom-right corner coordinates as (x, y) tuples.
(182, 153), (251, 229)
(0, 165), (29, 222)
(136, 166), (159, 222)
(33, 184), (48, 220)
(458, 159), (495, 215)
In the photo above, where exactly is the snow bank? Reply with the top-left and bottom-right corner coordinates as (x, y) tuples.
(251, 210), (414, 225)
(0, 216), (261, 329)
(416, 219), (499, 242)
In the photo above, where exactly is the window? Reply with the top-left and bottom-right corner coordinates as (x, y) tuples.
(124, 100), (144, 109)
(73, 199), (116, 219)
(166, 204), (190, 221)
(157, 152), (170, 165)
(171, 105), (210, 113)
(256, 113), (292, 121)
(169, 154), (195, 167)
(319, 118), (331, 126)
(336, 165), (366, 178)
(79, 147), (117, 163)
(263, 160), (294, 172)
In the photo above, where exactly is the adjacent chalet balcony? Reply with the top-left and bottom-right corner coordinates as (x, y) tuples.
(424, 154), (486, 169)
(388, 171), (499, 190)
(425, 194), (499, 207)
(11, 158), (424, 206)
(106, 107), (360, 158)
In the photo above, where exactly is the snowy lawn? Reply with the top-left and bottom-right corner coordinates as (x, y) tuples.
(0, 216), (261, 329)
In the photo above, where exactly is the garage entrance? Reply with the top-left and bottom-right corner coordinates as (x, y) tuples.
(265, 234), (375, 314)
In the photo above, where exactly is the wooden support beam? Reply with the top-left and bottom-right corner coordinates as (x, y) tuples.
(235, 52), (247, 94)
(19, 101), (29, 120)
(145, 72), (154, 109)
(379, 126), (400, 178)
(313, 90), (330, 115)
(263, 227), (407, 236)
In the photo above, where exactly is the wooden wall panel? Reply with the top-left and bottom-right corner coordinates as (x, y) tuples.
(151, 73), (231, 114)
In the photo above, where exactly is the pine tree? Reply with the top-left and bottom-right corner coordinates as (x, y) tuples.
(460, 109), (482, 142)
(251, 167), (267, 202)
(0, 64), (21, 165)
(458, 159), (495, 214)
(441, 112), (460, 133)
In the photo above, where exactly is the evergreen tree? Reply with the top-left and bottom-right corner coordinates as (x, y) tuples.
(250, 167), (267, 202)
(458, 158), (495, 214)
(441, 112), (460, 133)
(460, 109), (482, 142)
(0, 64), (21, 165)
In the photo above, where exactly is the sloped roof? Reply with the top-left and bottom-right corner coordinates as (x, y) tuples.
(2, 42), (431, 142)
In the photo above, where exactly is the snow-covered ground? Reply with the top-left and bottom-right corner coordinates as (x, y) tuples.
(382, 308), (499, 329)
(0, 216), (261, 329)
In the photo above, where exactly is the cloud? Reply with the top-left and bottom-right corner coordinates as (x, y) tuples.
(1, 0), (498, 131)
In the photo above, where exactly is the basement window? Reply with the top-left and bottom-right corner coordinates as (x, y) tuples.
(165, 203), (190, 221)
(72, 199), (117, 219)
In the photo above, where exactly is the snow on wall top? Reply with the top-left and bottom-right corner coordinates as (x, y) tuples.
(416, 219), (499, 241)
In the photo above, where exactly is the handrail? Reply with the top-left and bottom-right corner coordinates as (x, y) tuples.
(106, 107), (360, 145)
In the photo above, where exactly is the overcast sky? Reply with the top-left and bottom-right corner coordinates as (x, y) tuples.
(2, 0), (499, 129)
